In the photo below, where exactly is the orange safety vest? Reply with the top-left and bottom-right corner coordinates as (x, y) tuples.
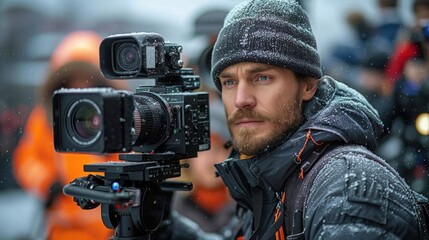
(13, 105), (118, 240)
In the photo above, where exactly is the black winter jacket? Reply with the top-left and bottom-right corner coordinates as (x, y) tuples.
(213, 76), (427, 239)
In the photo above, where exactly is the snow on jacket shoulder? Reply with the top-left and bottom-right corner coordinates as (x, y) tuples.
(305, 144), (423, 239)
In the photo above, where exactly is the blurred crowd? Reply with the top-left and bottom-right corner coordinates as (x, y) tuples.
(1, 0), (429, 239)
(325, 0), (429, 196)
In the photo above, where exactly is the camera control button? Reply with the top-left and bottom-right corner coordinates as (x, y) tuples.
(172, 105), (181, 114)
(185, 105), (192, 112)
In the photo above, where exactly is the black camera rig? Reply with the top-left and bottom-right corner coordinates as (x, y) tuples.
(55, 32), (211, 239)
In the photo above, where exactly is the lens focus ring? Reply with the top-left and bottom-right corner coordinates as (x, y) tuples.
(132, 93), (171, 149)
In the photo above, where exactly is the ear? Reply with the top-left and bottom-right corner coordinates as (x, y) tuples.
(301, 78), (318, 101)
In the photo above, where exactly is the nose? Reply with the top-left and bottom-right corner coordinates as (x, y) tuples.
(235, 82), (256, 109)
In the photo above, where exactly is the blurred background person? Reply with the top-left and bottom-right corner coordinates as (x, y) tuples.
(385, 0), (429, 93)
(325, 10), (376, 88)
(12, 31), (127, 240)
(355, 50), (404, 167)
(171, 98), (235, 234)
(323, 0), (404, 90)
(374, 0), (429, 197)
(171, 14), (236, 232)
(356, 51), (392, 127)
(374, 0), (404, 53)
(383, 54), (429, 197)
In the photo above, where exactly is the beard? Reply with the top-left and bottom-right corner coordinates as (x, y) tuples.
(227, 94), (303, 157)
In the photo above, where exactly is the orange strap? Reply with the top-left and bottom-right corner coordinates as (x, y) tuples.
(274, 192), (286, 240)
(295, 129), (323, 179)
(235, 192), (287, 240)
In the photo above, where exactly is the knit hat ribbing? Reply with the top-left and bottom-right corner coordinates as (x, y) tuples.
(211, 0), (322, 91)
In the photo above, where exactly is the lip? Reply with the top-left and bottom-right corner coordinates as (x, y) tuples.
(235, 118), (264, 126)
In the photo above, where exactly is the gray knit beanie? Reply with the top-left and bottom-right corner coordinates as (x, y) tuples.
(211, 0), (322, 91)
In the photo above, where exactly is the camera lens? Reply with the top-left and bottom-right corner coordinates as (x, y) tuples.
(116, 42), (140, 72)
(132, 93), (172, 150)
(74, 104), (101, 138)
(67, 99), (102, 145)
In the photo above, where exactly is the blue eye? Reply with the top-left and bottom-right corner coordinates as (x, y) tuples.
(221, 79), (237, 88)
(258, 75), (269, 81)
(255, 75), (271, 83)
(222, 80), (234, 85)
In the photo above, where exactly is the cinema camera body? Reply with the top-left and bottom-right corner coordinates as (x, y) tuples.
(54, 32), (210, 239)
(54, 32), (210, 156)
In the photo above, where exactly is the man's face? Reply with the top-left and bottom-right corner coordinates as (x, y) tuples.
(218, 62), (316, 157)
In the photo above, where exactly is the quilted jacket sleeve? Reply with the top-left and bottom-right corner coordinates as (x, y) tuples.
(304, 150), (422, 239)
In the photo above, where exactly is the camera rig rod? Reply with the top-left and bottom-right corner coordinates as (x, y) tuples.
(63, 182), (141, 207)
(63, 175), (141, 209)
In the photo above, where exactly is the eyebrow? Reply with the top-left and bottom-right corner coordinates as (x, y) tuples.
(218, 65), (272, 78)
